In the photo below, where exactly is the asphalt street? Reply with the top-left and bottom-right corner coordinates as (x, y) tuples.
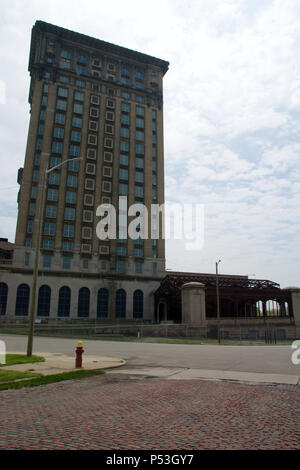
(1, 334), (299, 376)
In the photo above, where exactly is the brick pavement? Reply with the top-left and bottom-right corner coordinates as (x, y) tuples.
(0, 375), (299, 450)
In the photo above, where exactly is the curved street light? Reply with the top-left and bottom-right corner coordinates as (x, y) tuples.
(216, 259), (221, 345)
(27, 157), (82, 356)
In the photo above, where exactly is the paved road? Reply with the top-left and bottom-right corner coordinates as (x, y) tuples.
(0, 374), (299, 450)
(1, 334), (299, 376)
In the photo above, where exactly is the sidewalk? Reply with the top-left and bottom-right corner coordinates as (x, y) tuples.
(4, 351), (126, 375)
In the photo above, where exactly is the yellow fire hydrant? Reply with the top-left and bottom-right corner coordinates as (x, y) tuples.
(75, 340), (84, 368)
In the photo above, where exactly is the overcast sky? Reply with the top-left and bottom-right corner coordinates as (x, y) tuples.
(0, 0), (300, 287)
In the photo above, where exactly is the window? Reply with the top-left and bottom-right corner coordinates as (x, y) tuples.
(58, 87), (68, 98)
(119, 168), (128, 180)
(103, 166), (112, 177)
(121, 127), (129, 138)
(106, 111), (114, 121)
(83, 210), (93, 222)
(45, 205), (57, 218)
(134, 247), (144, 257)
(121, 102), (130, 113)
(68, 159), (79, 172)
(136, 131), (144, 141)
(102, 181), (112, 193)
(62, 255), (71, 270)
(47, 189), (58, 201)
(82, 227), (92, 239)
(135, 261), (143, 274)
(33, 170), (39, 182)
(136, 106), (145, 116)
(15, 284), (30, 316)
(41, 96), (48, 107)
(77, 65), (86, 76)
(42, 240), (54, 249)
(63, 224), (74, 238)
(74, 91), (84, 101)
(121, 91), (131, 99)
(64, 207), (75, 220)
(89, 121), (98, 131)
(31, 187), (37, 199)
(37, 285), (51, 317)
(136, 118), (144, 128)
(53, 127), (64, 139)
(104, 138), (113, 148)
(152, 263), (157, 275)
(73, 103), (83, 114)
(152, 174), (157, 186)
(66, 191), (76, 204)
(90, 107), (99, 118)
(62, 241), (73, 251)
(120, 141), (129, 152)
(52, 142), (63, 154)
(85, 179), (95, 190)
(87, 148), (97, 160)
(27, 220), (33, 234)
(72, 117), (82, 128)
(97, 288), (109, 318)
(48, 172), (60, 185)
(71, 131), (81, 143)
(76, 79), (86, 88)
(36, 139), (42, 150)
(120, 154), (128, 166)
(104, 152), (113, 163)
(55, 113), (65, 125)
(29, 203), (35, 216)
(136, 157), (144, 169)
(116, 289), (126, 316)
(0, 283), (8, 315)
(135, 172), (144, 183)
(84, 194), (94, 206)
(44, 222), (55, 236)
(119, 183), (128, 195)
(88, 135), (97, 145)
(106, 99), (115, 109)
(135, 186), (144, 198)
(43, 254), (52, 268)
(78, 288), (90, 318)
(56, 99), (67, 111)
(24, 252), (30, 267)
(86, 163), (96, 175)
(136, 144), (145, 155)
(69, 145), (80, 157)
(121, 115), (130, 125)
(105, 124), (114, 134)
(59, 75), (69, 84)
(90, 95), (100, 105)
(133, 290), (143, 319)
(117, 246), (127, 256)
(58, 286), (71, 317)
(136, 95), (145, 103)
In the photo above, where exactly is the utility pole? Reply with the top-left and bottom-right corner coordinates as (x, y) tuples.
(216, 259), (221, 345)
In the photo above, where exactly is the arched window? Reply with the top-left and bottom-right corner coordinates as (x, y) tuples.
(116, 289), (126, 318)
(15, 284), (30, 316)
(58, 286), (71, 317)
(78, 287), (90, 317)
(97, 288), (109, 318)
(37, 285), (51, 317)
(133, 290), (143, 319)
(0, 282), (8, 315)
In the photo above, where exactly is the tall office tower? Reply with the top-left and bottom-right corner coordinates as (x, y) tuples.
(10, 20), (169, 321)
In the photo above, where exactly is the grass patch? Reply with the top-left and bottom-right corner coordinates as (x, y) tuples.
(0, 369), (42, 383)
(0, 369), (104, 391)
(1, 354), (45, 367)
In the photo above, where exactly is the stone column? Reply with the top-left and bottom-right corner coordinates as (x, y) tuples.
(181, 282), (206, 325)
(285, 288), (300, 325)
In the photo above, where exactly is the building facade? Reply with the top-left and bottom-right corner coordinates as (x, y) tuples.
(0, 20), (169, 321)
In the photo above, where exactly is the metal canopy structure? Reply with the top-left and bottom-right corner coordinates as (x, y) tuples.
(154, 273), (293, 323)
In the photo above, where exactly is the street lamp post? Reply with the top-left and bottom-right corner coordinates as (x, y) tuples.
(216, 259), (221, 345)
(26, 157), (82, 356)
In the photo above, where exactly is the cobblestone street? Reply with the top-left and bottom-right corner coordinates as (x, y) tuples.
(0, 375), (299, 450)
